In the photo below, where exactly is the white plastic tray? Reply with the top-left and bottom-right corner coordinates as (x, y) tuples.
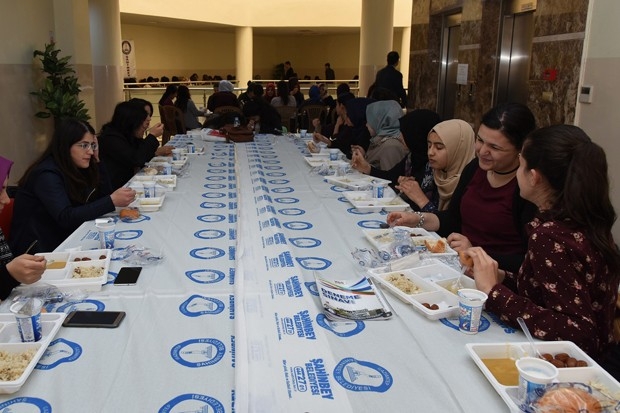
(324, 174), (391, 190)
(344, 190), (409, 212)
(466, 341), (620, 412)
(0, 312), (66, 393)
(130, 174), (177, 189)
(31, 249), (111, 291)
(363, 227), (457, 257)
(370, 262), (476, 320)
(130, 193), (166, 212)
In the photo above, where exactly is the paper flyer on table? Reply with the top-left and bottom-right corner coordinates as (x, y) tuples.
(314, 272), (393, 321)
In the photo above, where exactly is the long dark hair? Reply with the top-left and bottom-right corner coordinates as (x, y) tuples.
(276, 80), (290, 106)
(159, 84), (177, 105)
(19, 119), (99, 204)
(175, 85), (191, 112)
(522, 124), (620, 273)
(102, 101), (147, 139)
(481, 102), (536, 151)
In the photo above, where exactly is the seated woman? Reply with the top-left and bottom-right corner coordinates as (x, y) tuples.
(175, 85), (205, 129)
(349, 109), (440, 202)
(242, 100), (282, 135)
(129, 98), (165, 140)
(263, 82), (276, 104)
(10, 120), (136, 256)
(353, 100), (406, 171)
(99, 100), (171, 189)
(354, 117), (474, 212)
(312, 92), (356, 152)
(0, 156), (46, 299)
(270, 81), (296, 108)
(387, 102), (537, 273)
(158, 84), (177, 106)
(207, 80), (239, 112)
(464, 125), (620, 361)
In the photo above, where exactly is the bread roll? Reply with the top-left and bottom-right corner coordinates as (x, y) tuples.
(536, 387), (601, 413)
(424, 238), (447, 253)
(120, 208), (140, 220)
(459, 251), (474, 268)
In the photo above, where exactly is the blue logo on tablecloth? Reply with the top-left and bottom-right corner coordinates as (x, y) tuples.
(316, 314), (365, 337)
(439, 315), (491, 333)
(338, 196), (349, 202)
(35, 338), (82, 370)
(171, 338), (226, 368)
(207, 161), (226, 167)
(201, 192), (226, 198)
(269, 179), (290, 185)
(261, 154), (277, 159)
(204, 183), (226, 189)
(206, 168), (226, 173)
(120, 214), (151, 223)
(357, 220), (385, 229)
(0, 397), (51, 412)
(159, 393), (225, 413)
(266, 172), (286, 177)
(289, 237), (321, 248)
(264, 165), (283, 170)
(200, 201), (226, 209)
(296, 257), (332, 270)
(190, 247), (226, 260)
(305, 282), (319, 296)
(333, 357), (393, 393)
(347, 207), (373, 215)
(262, 160), (280, 164)
(329, 185), (348, 192)
(271, 187), (294, 193)
(205, 176), (226, 181)
(185, 269), (226, 283)
(274, 197), (299, 204)
(194, 229), (226, 240)
(56, 299), (106, 313)
(278, 208), (305, 216)
(179, 295), (225, 316)
(283, 221), (313, 230)
(115, 229), (143, 240)
(197, 214), (226, 223)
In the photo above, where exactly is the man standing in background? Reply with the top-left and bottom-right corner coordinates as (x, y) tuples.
(325, 63), (335, 80)
(374, 51), (407, 107)
(284, 61), (295, 80)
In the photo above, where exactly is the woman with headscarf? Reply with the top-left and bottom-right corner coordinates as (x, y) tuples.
(344, 98), (374, 157)
(351, 109), (441, 209)
(0, 156), (46, 299)
(263, 82), (276, 104)
(396, 119), (475, 211)
(207, 80), (239, 112)
(354, 100), (406, 171)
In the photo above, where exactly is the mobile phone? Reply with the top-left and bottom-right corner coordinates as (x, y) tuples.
(114, 266), (142, 285)
(62, 311), (126, 328)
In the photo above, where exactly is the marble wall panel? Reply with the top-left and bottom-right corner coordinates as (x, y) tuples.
(534, 0), (588, 36)
(430, 0), (462, 15)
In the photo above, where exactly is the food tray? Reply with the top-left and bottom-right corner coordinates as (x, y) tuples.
(130, 193), (165, 212)
(466, 341), (620, 412)
(363, 227), (457, 257)
(304, 157), (339, 168)
(130, 174), (177, 189)
(344, 190), (409, 212)
(324, 174), (391, 191)
(0, 312), (66, 393)
(31, 249), (111, 292)
(184, 146), (205, 155)
(370, 262), (476, 320)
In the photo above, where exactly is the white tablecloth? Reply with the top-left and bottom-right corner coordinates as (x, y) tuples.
(0, 135), (526, 412)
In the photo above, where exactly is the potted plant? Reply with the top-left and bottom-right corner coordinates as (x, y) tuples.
(31, 43), (90, 123)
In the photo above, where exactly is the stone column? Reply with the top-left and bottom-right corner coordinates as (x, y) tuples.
(236, 26), (253, 91)
(359, 0), (394, 97)
(88, 0), (123, 130)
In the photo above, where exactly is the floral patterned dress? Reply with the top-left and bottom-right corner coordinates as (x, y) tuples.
(484, 214), (620, 360)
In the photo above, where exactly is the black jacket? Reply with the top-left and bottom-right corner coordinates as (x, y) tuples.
(374, 65), (407, 107)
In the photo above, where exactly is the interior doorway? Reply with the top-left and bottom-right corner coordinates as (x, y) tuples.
(437, 13), (462, 120)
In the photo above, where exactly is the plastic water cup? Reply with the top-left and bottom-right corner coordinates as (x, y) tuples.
(162, 162), (172, 175)
(336, 161), (349, 177)
(95, 218), (116, 249)
(516, 357), (559, 406)
(143, 181), (156, 198)
(187, 143), (195, 153)
(129, 182), (144, 198)
(372, 183), (386, 199)
(172, 148), (183, 161)
(300, 129), (307, 138)
(329, 148), (340, 161)
(10, 298), (44, 342)
(457, 288), (488, 334)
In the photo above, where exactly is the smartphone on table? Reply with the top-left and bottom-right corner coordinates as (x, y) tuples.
(62, 311), (126, 328)
(113, 266), (142, 285)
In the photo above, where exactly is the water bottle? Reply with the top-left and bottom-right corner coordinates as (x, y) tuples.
(233, 117), (240, 127)
(301, 111), (308, 130)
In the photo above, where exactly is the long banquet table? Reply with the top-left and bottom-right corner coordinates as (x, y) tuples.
(0, 134), (530, 412)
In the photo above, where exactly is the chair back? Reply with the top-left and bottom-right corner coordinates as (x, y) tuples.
(214, 105), (242, 116)
(299, 104), (327, 133)
(158, 104), (171, 144)
(275, 106), (298, 132)
(0, 198), (14, 240)
(162, 106), (187, 135)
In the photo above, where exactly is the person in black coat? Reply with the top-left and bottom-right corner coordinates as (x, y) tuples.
(374, 51), (407, 107)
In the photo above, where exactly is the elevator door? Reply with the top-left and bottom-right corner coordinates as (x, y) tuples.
(437, 14), (461, 120)
(495, 11), (534, 104)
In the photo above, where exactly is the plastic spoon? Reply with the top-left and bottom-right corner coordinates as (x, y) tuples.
(517, 316), (543, 359)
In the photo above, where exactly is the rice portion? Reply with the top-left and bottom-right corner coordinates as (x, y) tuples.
(72, 265), (104, 279)
(0, 349), (36, 381)
(385, 273), (422, 294)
